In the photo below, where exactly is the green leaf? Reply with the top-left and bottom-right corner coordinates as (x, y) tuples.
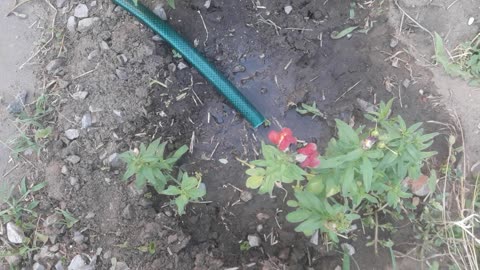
(170, 145), (188, 161)
(428, 171), (437, 193)
(246, 175), (264, 189)
(35, 127), (52, 141)
(162, 185), (181, 196)
(20, 178), (27, 195)
(361, 157), (373, 192)
(175, 195), (189, 215)
(335, 119), (359, 145)
(287, 200), (299, 207)
(286, 209), (311, 223)
(131, 0), (138, 6)
(246, 168), (265, 176)
(342, 166), (355, 195)
(167, 0), (175, 9)
(330, 26), (358, 39)
(30, 182), (46, 192)
(181, 174), (198, 190)
(59, 210), (78, 229)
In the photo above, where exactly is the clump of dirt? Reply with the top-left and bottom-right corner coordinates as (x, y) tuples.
(2, 0), (460, 269)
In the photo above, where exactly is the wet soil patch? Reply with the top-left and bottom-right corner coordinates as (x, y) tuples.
(28, 0), (456, 269)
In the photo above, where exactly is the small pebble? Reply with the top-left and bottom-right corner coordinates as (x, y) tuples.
(153, 5), (167, 20)
(284, 5), (293, 15)
(468, 17), (475, 26)
(72, 91), (88, 100)
(247, 234), (261, 247)
(66, 155), (81, 164)
(177, 62), (188, 70)
(74, 4), (89, 18)
(65, 129), (79, 140)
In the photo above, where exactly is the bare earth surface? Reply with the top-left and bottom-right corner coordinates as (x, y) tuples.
(0, 0), (479, 269)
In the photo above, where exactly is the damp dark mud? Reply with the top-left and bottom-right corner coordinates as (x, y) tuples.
(17, 0), (457, 269)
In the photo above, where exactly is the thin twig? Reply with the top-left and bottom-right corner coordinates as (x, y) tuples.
(5, 0), (33, 17)
(394, 0), (434, 40)
(335, 80), (362, 102)
(197, 10), (208, 47)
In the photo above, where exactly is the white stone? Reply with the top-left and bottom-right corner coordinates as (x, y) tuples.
(74, 4), (89, 18)
(6, 222), (25, 244)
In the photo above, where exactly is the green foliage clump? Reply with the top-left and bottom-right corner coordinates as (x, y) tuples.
(245, 99), (438, 242)
(121, 140), (206, 215)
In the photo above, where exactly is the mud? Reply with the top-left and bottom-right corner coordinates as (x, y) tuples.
(1, 0), (463, 269)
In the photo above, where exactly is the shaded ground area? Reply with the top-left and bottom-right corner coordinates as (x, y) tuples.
(2, 0), (478, 269)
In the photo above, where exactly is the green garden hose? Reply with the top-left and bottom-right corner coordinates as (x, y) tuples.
(113, 0), (265, 128)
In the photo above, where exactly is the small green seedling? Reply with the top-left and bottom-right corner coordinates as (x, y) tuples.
(120, 139), (188, 193)
(0, 178), (46, 230)
(162, 172), (206, 215)
(172, 49), (182, 59)
(239, 241), (251, 251)
(57, 209), (79, 229)
(137, 242), (156, 255)
(296, 102), (325, 119)
(245, 143), (306, 195)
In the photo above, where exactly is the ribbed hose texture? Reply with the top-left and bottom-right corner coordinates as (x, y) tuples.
(113, 0), (265, 128)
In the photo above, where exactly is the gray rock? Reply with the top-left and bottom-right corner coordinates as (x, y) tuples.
(74, 4), (89, 18)
(116, 69), (128, 80)
(66, 155), (81, 164)
(6, 91), (27, 114)
(72, 91), (88, 100)
(69, 177), (79, 186)
(152, 35), (163, 42)
(73, 231), (85, 244)
(49, 244), (60, 252)
(153, 5), (167, 20)
(247, 234), (261, 247)
(390, 38), (398, 48)
(87, 50), (99, 61)
(68, 255), (87, 270)
(65, 129), (79, 140)
(107, 153), (122, 168)
(77, 17), (99, 33)
(6, 222), (25, 244)
(113, 262), (130, 270)
(61, 165), (69, 175)
(116, 54), (128, 66)
(232, 64), (246, 73)
(177, 62), (188, 70)
(284, 5), (293, 15)
(67, 16), (76, 33)
(100, 40), (109, 50)
(240, 191), (252, 202)
(56, 0), (67, 8)
(33, 262), (46, 270)
(90, 1), (97, 7)
(121, 204), (134, 220)
(34, 246), (55, 261)
(55, 261), (65, 270)
(81, 113), (92, 129)
(168, 63), (176, 73)
(46, 58), (65, 75)
(402, 78), (411, 88)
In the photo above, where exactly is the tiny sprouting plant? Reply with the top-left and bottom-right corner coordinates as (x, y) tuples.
(434, 32), (480, 85)
(0, 179), (46, 261)
(121, 140), (206, 215)
(296, 102), (325, 119)
(162, 172), (206, 215)
(57, 209), (79, 229)
(0, 178), (46, 230)
(120, 139), (188, 193)
(244, 99), (438, 243)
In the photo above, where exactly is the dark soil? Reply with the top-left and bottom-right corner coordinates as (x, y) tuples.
(16, 0), (456, 269)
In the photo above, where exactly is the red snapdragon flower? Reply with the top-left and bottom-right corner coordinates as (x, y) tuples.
(268, 128), (297, 151)
(296, 143), (320, 168)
